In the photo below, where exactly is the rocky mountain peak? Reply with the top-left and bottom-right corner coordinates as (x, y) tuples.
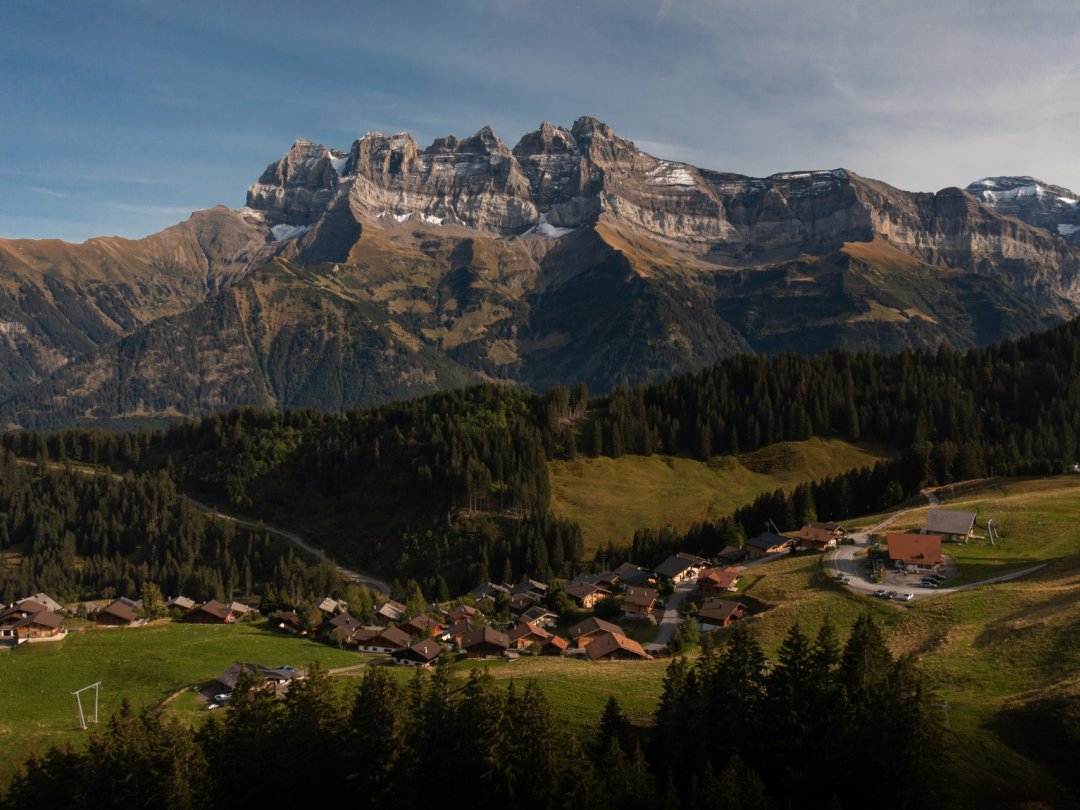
(968, 175), (1080, 243)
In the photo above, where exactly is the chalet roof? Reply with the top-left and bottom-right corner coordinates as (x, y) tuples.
(612, 563), (652, 586)
(100, 600), (139, 623)
(567, 616), (623, 641)
(622, 585), (658, 609)
(520, 605), (558, 624)
(508, 592), (541, 611)
(925, 509), (976, 537)
(654, 555), (696, 579)
(395, 638), (443, 662)
(542, 634), (569, 651)
(376, 600), (407, 620)
(373, 626), (412, 649)
(596, 570), (620, 585)
(191, 599), (234, 621)
(4, 610), (64, 630)
(444, 604), (478, 622)
(508, 622), (553, 643)
(564, 581), (610, 601)
(280, 610), (302, 626)
(698, 599), (747, 623)
(11, 599), (50, 616)
(718, 545), (748, 562)
(166, 596), (196, 610)
(569, 573), (602, 587)
(317, 597), (343, 614)
(350, 627), (378, 644)
(511, 579), (548, 596)
(328, 612), (361, 633)
(229, 601), (254, 615)
(442, 619), (472, 639)
(698, 568), (740, 590)
(887, 533), (943, 566)
(216, 661), (298, 691)
(461, 625), (510, 650)
(676, 552), (707, 566)
(797, 525), (837, 543)
(397, 614), (438, 635)
(746, 532), (792, 551)
(585, 631), (652, 660)
(469, 583), (510, 601)
(28, 593), (63, 612)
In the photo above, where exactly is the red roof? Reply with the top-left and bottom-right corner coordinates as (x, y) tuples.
(698, 567), (740, 589)
(886, 533), (943, 566)
(585, 631), (653, 660)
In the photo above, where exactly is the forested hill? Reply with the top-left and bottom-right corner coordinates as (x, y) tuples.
(6, 317), (1080, 597)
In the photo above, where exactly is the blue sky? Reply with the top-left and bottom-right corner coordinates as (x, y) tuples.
(3, 0), (1079, 242)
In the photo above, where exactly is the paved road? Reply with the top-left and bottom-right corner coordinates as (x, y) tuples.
(647, 579), (697, 650)
(180, 495), (391, 596)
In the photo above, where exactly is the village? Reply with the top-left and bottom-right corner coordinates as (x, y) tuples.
(1, 507), (986, 706)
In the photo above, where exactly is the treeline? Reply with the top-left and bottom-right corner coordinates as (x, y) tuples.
(0, 453), (338, 605)
(4, 616), (942, 810)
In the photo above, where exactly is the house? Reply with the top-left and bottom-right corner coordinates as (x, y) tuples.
(0, 600), (65, 642)
(324, 611), (362, 641)
(439, 619), (472, 645)
(621, 585), (658, 617)
(215, 661), (302, 696)
(717, 545), (748, 564)
(697, 599), (748, 630)
(540, 634), (570, 656)
(508, 592), (542, 616)
(585, 631), (653, 661)
(745, 532), (794, 559)
(26, 593), (63, 613)
(278, 610), (305, 634)
(613, 562), (652, 586)
(184, 599), (239, 624)
(697, 567), (741, 595)
(567, 616), (624, 648)
(443, 604), (479, 625)
(96, 598), (140, 627)
(507, 621), (553, 650)
(563, 580), (612, 609)
(228, 601), (255, 618)
(374, 599), (407, 626)
(468, 583), (511, 603)
(596, 570), (621, 589)
(648, 557), (699, 583)
(357, 626), (412, 654)
(511, 579), (548, 598)
(925, 510), (977, 543)
(461, 626), (510, 659)
(166, 596), (196, 612)
(317, 596), (347, 615)
(887, 532), (943, 572)
(397, 614), (440, 638)
(796, 521), (844, 550)
(519, 605), (559, 627)
(391, 638), (444, 667)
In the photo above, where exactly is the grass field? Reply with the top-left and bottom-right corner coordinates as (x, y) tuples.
(549, 438), (887, 554)
(0, 619), (364, 789)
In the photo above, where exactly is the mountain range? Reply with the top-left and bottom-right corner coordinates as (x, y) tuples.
(2, 116), (1080, 429)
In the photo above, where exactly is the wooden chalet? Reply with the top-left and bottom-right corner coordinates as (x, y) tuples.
(507, 621), (553, 650)
(184, 599), (239, 625)
(397, 614), (440, 638)
(717, 545), (748, 564)
(26, 593), (63, 613)
(443, 604), (479, 625)
(468, 582), (511, 603)
(745, 532), (794, 559)
(357, 626), (412, 654)
(567, 616), (623, 648)
(697, 567), (741, 595)
(924, 510), (977, 543)
(653, 553), (706, 583)
(374, 599), (407, 626)
(621, 585), (658, 617)
(324, 611), (362, 641)
(0, 600), (65, 642)
(278, 610), (305, 634)
(520, 605), (559, 627)
(585, 631), (653, 661)
(391, 638), (444, 667)
(887, 532), (943, 572)
(508, 591), (542, 616)
(461, 625), (510, 659)
(563, 580), (611, 609)
(613, 562), (652, 586)
(317, 596), (347, 615)
(697, 599), (747, 630)
(796, 521), (844, 550)
(511, 579), (548, 598)
(596, 570), (621, 589)
(215, 661), (301, 696)
(540, 634), (570, 656)
(439, 619), (472, 645)
(96, 598), (140, 627)
(165, 595), (196, 612)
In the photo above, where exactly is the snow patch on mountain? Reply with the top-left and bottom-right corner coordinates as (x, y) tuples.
(271, 224), (310, 241)
(1058, 224), (1080, 236)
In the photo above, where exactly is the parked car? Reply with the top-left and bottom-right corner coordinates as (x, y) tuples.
(874, 588), (888, 598)
(929, 574), (946, 582)
(207, 703), (220, 711)
(921, 581), (939, 589)
(901, 593), (914, 601)
(214, 693), (230, 703)
(885, 591), (897, 599)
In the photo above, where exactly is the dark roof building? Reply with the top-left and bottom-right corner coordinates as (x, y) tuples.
(392, 638), (444, 667)
(622, 585), (658, 615)
(745, 532), (794, 557)
(697, 599), (747, 629)
(613, 562), (652, 586)
(567, 616), (623, 647)
(184, 599), (238, 624)
(653, 555), (698, 582)
(96, 599), (140, 626)
(461, 625), (510, 658)
(925, 510), (977, 541)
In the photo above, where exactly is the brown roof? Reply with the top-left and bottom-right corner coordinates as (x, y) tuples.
(444, 604), (478, 622)
(887, 533), (943, 566)
(797, 525), (836, 543)
(698, 599), (747, 624)
(543, 634), (569, 651)
(622, 585), (658, 609)
(372, 626), (412, 649)
(395, 638), (443, 662)
(189, 599), (234, 621)
(508, 622), (553, 643)
(585, 631), (653, 660)
(328, 612), (361, 633)
(100, 599), (139, 623)
(564, 581), (610, 601)
(461, 625), (510, 650)
(397, 614), (438, 635)
(698, 568), (740, 590)
(567, 616), (623, 641)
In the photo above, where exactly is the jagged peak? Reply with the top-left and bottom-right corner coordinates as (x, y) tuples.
(570, 116), (615, 143)
(512, 121), (577, 157)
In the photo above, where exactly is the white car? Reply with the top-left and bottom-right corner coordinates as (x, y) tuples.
(901, 593), (914, 601)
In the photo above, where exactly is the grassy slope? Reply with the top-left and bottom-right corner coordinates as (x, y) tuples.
(549, 438), (886, 553)
(0, 619), (363, 789)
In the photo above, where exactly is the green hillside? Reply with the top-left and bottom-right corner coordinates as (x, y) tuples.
(549, 438), (887, 553)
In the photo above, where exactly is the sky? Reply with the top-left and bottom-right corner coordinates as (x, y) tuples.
(2, 0), (1079, 242)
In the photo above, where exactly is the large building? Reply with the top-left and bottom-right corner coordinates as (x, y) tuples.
(887, 532), (943, 572)
(924, 510), (976, 543)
